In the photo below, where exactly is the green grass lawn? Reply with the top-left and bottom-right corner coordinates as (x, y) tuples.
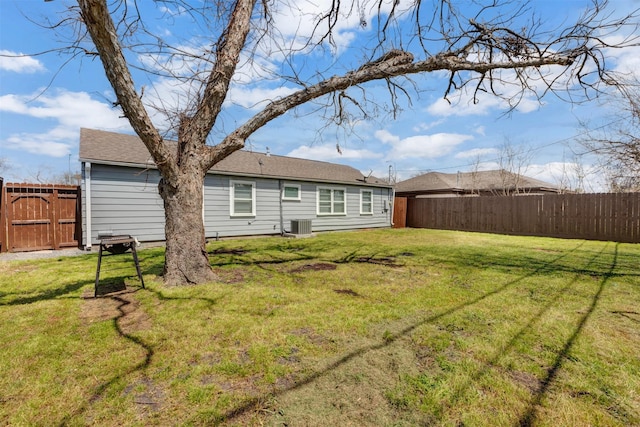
(0, 229), (638, 426)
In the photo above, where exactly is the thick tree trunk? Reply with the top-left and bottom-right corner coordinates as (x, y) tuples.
(159, 170), (216, 285)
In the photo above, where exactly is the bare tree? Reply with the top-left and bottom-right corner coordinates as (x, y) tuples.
(35, 0), (639, 284)
(52, 171), (82, 186)
(550, 154), (588, 193)
(579, 79), (640, 192)
(495, 139), (534, 195)
(0, 158), (8, 177)
(468, 155), (483, 196)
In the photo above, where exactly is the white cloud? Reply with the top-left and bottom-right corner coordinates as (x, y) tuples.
(0, 90), (128, 129)
(411, 119), (445, 132)
(427, 85), (540, 117)
(158, 4), (186, 17)
(473, 161), (500, 171)
(455, 147), (498, 159)
(287, 144), (382, 161)
(475, 126), (486, 136)
(376, 130), (473, 160)
(374, 129), (399, 144)
(0, 50), (45, 73)
(0, 89), (130, 157)
(4, 133), (72, 158)
(602, 36), (640, 79)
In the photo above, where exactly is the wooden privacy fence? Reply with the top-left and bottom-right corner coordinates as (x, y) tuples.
(0, 183), (81, 253)
(403, 193), (640, 243)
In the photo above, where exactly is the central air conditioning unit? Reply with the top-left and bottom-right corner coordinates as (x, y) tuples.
(290, 219), (312, 235)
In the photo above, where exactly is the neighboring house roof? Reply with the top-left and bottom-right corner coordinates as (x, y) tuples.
(79, 128), (390, 187)
(395, 170), (560, 196)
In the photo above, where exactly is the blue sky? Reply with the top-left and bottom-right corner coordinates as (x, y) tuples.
(1, 0), (639, 190)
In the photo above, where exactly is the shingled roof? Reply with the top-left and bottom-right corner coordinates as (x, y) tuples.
(396, 170), (560, 196)
(79, 128), (390, 187)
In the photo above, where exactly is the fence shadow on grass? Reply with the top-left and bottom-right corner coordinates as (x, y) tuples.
(217, 242), (592, 424)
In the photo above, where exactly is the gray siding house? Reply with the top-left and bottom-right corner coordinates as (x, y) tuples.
(79, 128), (393, 249)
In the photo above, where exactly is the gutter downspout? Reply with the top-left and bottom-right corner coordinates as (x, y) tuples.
(390, 186), (395, 227)
(84, 162), (92, 250)
(202, 182), (206, 238)
(278, 180), (284, 235)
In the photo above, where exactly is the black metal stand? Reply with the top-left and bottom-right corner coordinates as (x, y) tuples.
(95, 235), (145, 297)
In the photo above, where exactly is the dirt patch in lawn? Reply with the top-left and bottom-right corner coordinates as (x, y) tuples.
(209, 248), (249, 256)
(334, 288), (361, 297)
(122, 377), (166, 417)
(290, 263), (337, 273)
(80, 287), (151, 334)
(212, 267), (246, 284)
(0, 263), (39, 274)
(355, 256), (402, 267)
(339, 256), (402, 267)
(508, 370), (542, 394)
(289, 327), (332, 347)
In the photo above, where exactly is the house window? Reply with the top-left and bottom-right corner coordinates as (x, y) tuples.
(360, 190), (373, 215)
(317, 187), (346, 215)
(230, 180), (255, 216)
(282, 184), (301, 201)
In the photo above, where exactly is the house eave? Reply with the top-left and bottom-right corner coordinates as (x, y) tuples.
(80, 158), (393, 188)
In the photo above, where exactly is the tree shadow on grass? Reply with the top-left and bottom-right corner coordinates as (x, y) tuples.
(0, 247), (165, 306)
(216, 242), (592, 424)
(57, 283), (155, 426)
(209, 251), (316, 268)
(414, 242), (615, 424)
(0, 280), (91, 306)
(610, 310), (640, 324)
(145, 285), (228, 306)
(518, 243), (620, 427)
(58, 278), (230, 426)
(424, 244), (636, 281)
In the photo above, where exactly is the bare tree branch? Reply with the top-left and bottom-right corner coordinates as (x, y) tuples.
(77, 0), (176, 181)
(213, 46), (580, 168)
(182, 0), (257, 155)
(579, 79), (640, 191)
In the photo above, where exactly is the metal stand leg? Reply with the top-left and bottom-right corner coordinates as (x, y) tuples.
(131, 244), (145, 288)
(94, 243), (104, 297)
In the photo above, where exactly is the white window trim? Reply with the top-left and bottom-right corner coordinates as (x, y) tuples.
(282, 183), (301, 201)
(316, 186), (347, 216)
(230, 180), (256, 217)
(360, 189), (374, 215)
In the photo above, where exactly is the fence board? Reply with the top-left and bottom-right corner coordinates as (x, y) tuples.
(405, 193), (640, 243)
(393, 197), (407, 228)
